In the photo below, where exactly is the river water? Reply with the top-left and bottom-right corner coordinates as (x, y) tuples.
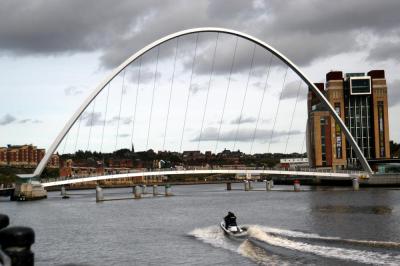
(2, 183), (400, 265)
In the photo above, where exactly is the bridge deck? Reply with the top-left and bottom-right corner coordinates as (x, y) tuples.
(41, 169), (364, 187)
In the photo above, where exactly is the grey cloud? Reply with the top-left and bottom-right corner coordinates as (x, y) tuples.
(64, 86), (83, 96)
(1, 0), (400, 70)
(128, 67), (162, 85)
(0, 0), (166, 56)
(80, 112), (133, 127)
(230, 116), (257, 124)
(81, 112), (104, 126)
(190, 83), (206, 95)
(18, 119), (31, 124)
(107, 116), (132, 126)
(388, 79), (400, 107)
(281, 80), (308, 100)
(367, 41), (400, 62)
(192, 126), (302, 142)
(0, 114), (16, 125)
(0, 114), (41, 125)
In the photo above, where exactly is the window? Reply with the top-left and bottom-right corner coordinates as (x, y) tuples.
(378, 101), (385, 157)
(320, 117), (327, 166)
(334, 103), (342, 159)
(350, 78), (371, 94)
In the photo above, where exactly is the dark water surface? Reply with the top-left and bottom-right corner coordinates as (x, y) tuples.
(2, 183), (400, 265)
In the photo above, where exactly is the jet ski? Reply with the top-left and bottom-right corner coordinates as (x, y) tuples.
(220, 221), (248, 238)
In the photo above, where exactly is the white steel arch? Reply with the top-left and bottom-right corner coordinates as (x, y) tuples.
(31, 27), (373, 177)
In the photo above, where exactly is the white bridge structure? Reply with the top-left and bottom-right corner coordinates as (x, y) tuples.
(23, 28), (373, 187)
(42, 168), (364, 188)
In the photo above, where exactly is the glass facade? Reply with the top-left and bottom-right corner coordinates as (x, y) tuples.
(345, 93), (374, 162)
(320, 117), (327, 166)
(350, 78), (371, 94)
(334, 103), (342, 159)
(378, 101), (385, 157)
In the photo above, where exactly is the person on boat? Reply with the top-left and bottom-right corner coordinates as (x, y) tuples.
(224, 211), (237, 228)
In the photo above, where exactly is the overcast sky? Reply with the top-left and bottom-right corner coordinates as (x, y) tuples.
(1, 0), (399, 155)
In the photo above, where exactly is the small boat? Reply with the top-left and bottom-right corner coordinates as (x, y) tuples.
(220, 221), (248, 238)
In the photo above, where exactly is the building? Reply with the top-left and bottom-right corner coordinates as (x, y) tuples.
(307, 70), (390, 169)
(279, 158), (309, 170)
(0, 144), (59, 168)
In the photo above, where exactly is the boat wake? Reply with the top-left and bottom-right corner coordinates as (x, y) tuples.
(189, 225), (400, 265)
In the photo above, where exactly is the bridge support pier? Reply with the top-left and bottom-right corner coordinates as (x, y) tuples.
(248, 180), (253, 190)
(244, 180), (249, 191)
(60, 186), (69, 199)
(141, 185), (147, 194)
(265, 180), (272, 191)
(165, 184), (172, 196)
(294, 180), (301, 192)
(134, 186), (142, 199)
(352, 178), (359, 191)
(152, 185), (158, 196)
(226, 182), (231, 191)
(96, 186), (104, 202)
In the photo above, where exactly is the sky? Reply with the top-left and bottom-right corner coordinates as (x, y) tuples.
(0, 0), (399, 155)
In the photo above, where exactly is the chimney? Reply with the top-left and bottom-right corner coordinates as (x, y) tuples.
(368, 70), (385, 79)
(326, 71), (343, 81)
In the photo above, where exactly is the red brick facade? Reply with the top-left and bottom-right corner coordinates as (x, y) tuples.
(0, 144), (59, 168)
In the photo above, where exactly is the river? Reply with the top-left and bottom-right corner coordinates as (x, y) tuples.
(2, 183), (400, 265)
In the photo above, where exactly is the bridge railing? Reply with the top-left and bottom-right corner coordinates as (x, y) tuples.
(41, 166), (367, 184)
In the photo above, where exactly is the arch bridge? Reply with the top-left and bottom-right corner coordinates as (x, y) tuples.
(22, 28), (373, 186)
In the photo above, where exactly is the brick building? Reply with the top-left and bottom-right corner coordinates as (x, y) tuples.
(0, 144), (59, 168)
(307, 70), (391, 169)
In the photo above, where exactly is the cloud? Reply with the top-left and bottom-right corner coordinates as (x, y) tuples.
(64, 86), (83, 96)
(367, 41), (400, 62)
(18, 119), (31, 124)
(81, 112), (104, 126)
(192, 126), (302, 142)
(0, 114), (42, 125)
(230, 116), (257, 124)
(1, 0), (400, 71)
(0, 114), (16, 125)
(107, 115), (132, 126)
(190, 83), (206, 95)
(80, 112), (133, 127)
(388, 79), (400, 107)
(281, 80), (308, 100)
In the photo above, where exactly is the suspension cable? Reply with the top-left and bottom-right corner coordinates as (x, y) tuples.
(130, 58), (142, 150)
(162, 37), (179, 151)
(300, 134), (306, 155)
(74, 115), (82, 152)
(233, 43), (256, 151)
(250, 54), (273, 154)
(114, 69), (126, 152)
(86, 98), (96, 151)
(61, 132), (70, 155)
(146, 46), (160, 150)
(100, 83), (111, 153)
(197, 33), (219, 150)
(284, 81), (302, 154)
(180, 33), (199, 153)
(214, 36), (239, 154)
(267, 66), (289, 153)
